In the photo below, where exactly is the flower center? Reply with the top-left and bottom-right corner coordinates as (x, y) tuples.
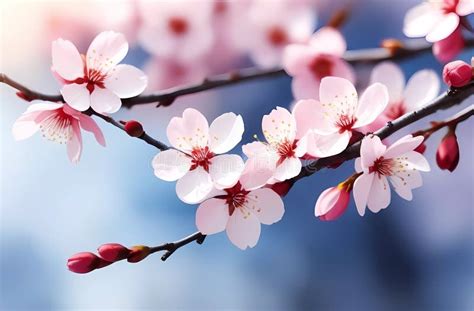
(335, 115), (357, 133)
(385, 101), (406, 120)
(190, 146), (214, 172)
(267, 26), (288, 46)
(39, 109), (73, 144)
(309, 56), (333, 80)
(168, 17), (188, 35)
(276, 139), (297, 165)
(72, 68), (107, 94)
(223, 182), (250, 216)
(369, 157), (394, 176)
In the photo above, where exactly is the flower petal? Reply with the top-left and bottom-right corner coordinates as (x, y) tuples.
(403, 70), (440, 111)
(67, 119), (83, 164)
(226, 207), (261, 250)
(167, 108), (209, 152)
(292, 99), (328, 139)
(370, 62), (405, 102)
(209, 154), (244, 189)
(208, 113), (244, 154)
(196, 198), (229, 235)
(12, 117), (41, 140)
(401, 151), (431, 172)
(90, 88), (122, 114)
(389, 170), (422, 201)
(384, 135), (423, 159)
(457, 0), (474, 16)
(426, 13), (459, 42)
(273, 157), (302, 181)
(104, 64), (148, 98)
(247, 188), (284, 225)
(403, 3), (442, 38)
(367, 175), (391, 213)
(262, 107), (296, 144)
(433, 27), (465, 63)
(86, 31), (128, 72)
(76, 113), (106, 147)
(152, 149), (192, 182)
(305, 130), (351, 158)
(354, 83), (389, 128)
(283, 44), (314, 76)
(355, 157), (362, 173)
(242, 141), (269, 158)
(353, 173), (374, 216)
(51, 38), (84, 81)
(309, 27), (346, 56)
(319, 77), (358, 125)
(176, 167), (213, 204)
(331, 58), (356, 83)
(61, 84), (91, 112)
(360, 135), (386, 171)
(292, 74), (320, 101)
(239, 155), (277, 191)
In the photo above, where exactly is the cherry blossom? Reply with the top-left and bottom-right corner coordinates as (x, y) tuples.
(353, 135), (430, 216)
(152, 108), (245, 204)
(195, 170), (284, 250)
(403, 0), (474, 42)
(315, 185), (350, 221)
(364, 62), (440, 132)
(292, 77), (388, 158)
(52, 31), (147, 114)
(138, 0), (214, 63)
(242, 107), (306, 183)
(283, 26), (355, 100)
(12, 101), (105, 163)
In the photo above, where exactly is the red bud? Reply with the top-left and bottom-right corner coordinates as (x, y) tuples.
(436, 129), (459, 172)
(443, 60), (472, 87)
(97, 243), (131, 262)
(123, 120), (144, 137)
(67, 252), (101, 274)
(127, 245), (151, 263)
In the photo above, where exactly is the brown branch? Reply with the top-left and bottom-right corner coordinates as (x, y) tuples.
(149, 232), (206, 261)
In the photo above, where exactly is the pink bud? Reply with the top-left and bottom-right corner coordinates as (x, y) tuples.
(315, 185), (350, 221)
(433, 27), (464, 63)
(436, 130), (460, 172)
(127, 245), (151, 263)
(67, 252), (101, 274)
(122, 120), (144, 137)
(97, 243), (131, 262)
(443, 60), (472, 87)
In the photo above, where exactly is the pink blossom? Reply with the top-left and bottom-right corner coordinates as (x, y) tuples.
(293, 77), (388, 158)
(138, 0), (214, 63)
(365, 62), (440, 132)
(283, 27), (355, 100)
(12, 101), (106, 164)
(242, 107), (307, 183)
(195, 170), (284, 250)
(52, 31), (147, 114)
(403, 0), (474, 42)
(353, 135), (430, 216)
(315, 185), (350, 221)
(152, 108), (245, 204)
(433, 26), (465, 63)
(442, 60), (473, 87)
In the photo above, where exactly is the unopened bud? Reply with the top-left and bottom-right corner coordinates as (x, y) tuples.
(436, 128), (460, 172)
(67, 252), (111, 274)
(315, 185), (350, 221)
(443, 60), (472, 87)
(127, 245), (151, 263)
(122, 120), (144, 137)
(98, 243), (131, 262)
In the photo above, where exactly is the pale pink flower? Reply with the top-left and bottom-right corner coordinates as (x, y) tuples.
(242, 107), (306, 183)
(52, 31), (147, 114)
(195, 171), (284, 250)
(365, 62), (439, 132)
(138, 0), (214, 63)
(353, 135), (430, 216)
(236, 0), (316, 68)
(152, 108), (245, 204)
(403, 0), (474, 42)
(293, 77), (388, 158)
(283, 27), (355, 100)
(12, 101), (105, 163)
(433, 26), (465, 63)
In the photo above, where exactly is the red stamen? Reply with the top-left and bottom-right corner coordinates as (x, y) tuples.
(335, 115), (357, 133)
(189, 146), (214, 172)
(168, 17), (188, 35)
(369, 157), (394, 176)
(309, 56), (333, 80)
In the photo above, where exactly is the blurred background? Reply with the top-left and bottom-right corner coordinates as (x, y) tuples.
(1, 0), (473, 310)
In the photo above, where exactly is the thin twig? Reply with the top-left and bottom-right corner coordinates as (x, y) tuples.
(149, 232), (207, 262)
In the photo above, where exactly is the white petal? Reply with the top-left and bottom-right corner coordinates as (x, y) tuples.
(104, 64), (147, 98)
(354, 157), (362, 173)
(319, 77), (358, 124)
(273, 157), (302, 181)
(370, 62), (405, 102)
(292, 99), (333, 138)
(61, 84), (91, 112)
(384, 135), (423, 159)
(367, 175), (391, 213)
(403, 3), (442, 38)
(389, 170), (422, 201)
(90, 88), (122, 114)
(152, 149), (192, 182)
(353, 173), (374, 216)
(25, 101), (64, 113)
(195, 198), (229, 235)
(226, 208), (261, 250)
(403, 70), (440, 111)
(354, 83), (389, 128)
(283, 44), (314, 76)
(208, 113), (244, 154)
(400, 151), (430, 172)
(67, 120), (83, 164)
(86, 31), (128, 72)
(209, 154), (244, 189)
(262, 107), (297, 144)
(167, 108), (209, 152)
(239, 155), (277, 191)
(242, 141), (269, 157)
(360, 135), (387, 171)
(247, 188), (284, 225)
(12, 119), (40, 140)
(176, 167), (214, 204)
(457, 0), (474, 16)
(305, 131), (351, 158)
(426, 13), (459, 42)
(51, 38), (84, 81)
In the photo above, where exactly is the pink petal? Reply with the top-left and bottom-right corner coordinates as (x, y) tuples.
(403, 3), (443, 38)
(354, 158), (362, 173)
(384, 135), (423, 159)
(457, 0), (474, 15)
(433, 27), (465, 63)
(12, 116), (41, 140)
(152, 149), (192, 182)
(426, 12), (460, 42)
(77, 113), (106, 147)
(104, 64), (147, 98)
(90, 88), (122, 114)
(208, 113), (244, 154)
(370, 62), (405, 102)
(226, 207), (261, 250)
(389, 170), (422, 201)
(61, 84), (91, 112)
(51, 38), (84, 81)
(262, 107), (297, 144)
(176, 167), (213, 204)
(86, 31), (128, 71)
(353, 173), (374, 216)
(247, 188), (284, 225)
(209, 154), (244, 189)
(354, 83), (389, 128)
(404, 70), (440, 111)
(305, 130), (351, 158)
(67, 119), (83, 164)
(239, 155), (276, 191)
(402, 151), (431, 172)
(167, 108), (210, 152)
(283, 44), (314, 76)
(360, 135), (387, 171)
(309, 27), (346, 56)
(292, 74), (320, 101)
(195, 198), (229, 235)
(242, 141), (269, 157)
(319, 77), (358, 125)
(273, 156), (302, 181)
(292, 99), (323, 139)
(367, 175), (391, 213)
(25, 101), (64, 113)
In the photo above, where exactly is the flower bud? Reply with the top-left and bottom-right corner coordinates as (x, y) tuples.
(67, 252), (101, 274)
(127, 245), (151, 263)
(442, 60), (472, 87)
(315, 184), (350, 221)
(98, 243), (131, 262)
(123, 120), (144, 137)
(436, 129), (460, 172)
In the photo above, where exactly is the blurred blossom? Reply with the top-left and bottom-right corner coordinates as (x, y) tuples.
(433, 26), (465, 63)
